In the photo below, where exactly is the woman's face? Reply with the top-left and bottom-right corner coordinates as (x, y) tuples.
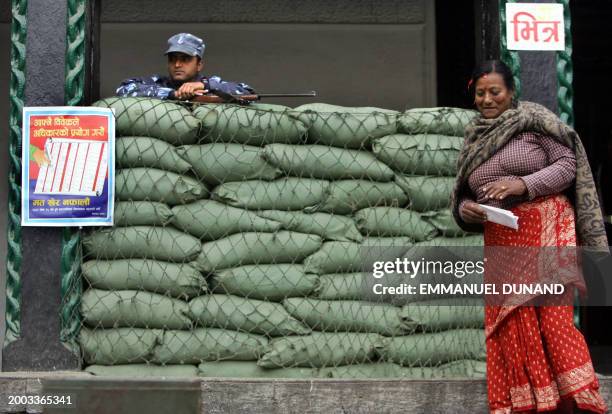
(474, 72), (514, 119)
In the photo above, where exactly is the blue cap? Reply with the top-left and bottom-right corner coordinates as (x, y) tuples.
(164, 33), (205, 58)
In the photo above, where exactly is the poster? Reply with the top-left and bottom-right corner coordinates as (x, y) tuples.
(21, 106), (115, 226)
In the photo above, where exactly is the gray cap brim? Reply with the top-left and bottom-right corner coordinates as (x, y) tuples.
(164, 46), (200, 57)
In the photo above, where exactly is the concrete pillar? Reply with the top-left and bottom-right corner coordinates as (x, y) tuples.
(2, 0), (80, 371)
(516, 0), (559, 113)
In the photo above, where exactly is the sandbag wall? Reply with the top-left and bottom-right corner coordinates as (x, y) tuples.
(80, 97), (486, 378)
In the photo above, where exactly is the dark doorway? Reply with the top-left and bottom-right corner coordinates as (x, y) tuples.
(435, 0), (476, 109)
(571, 0), (612, 373)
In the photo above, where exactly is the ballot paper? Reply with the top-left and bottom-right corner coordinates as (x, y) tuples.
(34, 138), (108, 197)
(478, 204), (519, 230)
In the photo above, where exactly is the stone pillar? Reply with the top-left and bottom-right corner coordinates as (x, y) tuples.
(2, 0), (80, 371)
(516, 0), (559, 113)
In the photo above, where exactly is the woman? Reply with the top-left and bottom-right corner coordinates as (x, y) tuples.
(451, 60), (608, 414)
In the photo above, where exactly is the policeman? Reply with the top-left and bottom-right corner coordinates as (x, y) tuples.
(116, 33), (254, 100)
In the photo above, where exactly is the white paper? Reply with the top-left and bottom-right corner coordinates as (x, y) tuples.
(478, 204), (519, 230)
(34, 138), (107, 196)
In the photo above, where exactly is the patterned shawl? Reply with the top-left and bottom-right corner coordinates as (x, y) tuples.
(450, 101), (608, 249)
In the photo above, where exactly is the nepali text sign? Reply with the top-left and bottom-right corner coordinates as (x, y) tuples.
(21, 107), (115, 226)
(506, 3), (565, 51)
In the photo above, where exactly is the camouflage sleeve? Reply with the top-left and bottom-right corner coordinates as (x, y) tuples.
(115, 75), (174, 99)
(206, 75), (255, 95)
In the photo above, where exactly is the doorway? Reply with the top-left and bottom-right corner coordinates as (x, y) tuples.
(571, 0), (612, 373)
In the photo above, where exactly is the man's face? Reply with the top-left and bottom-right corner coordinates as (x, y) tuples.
(167, 52), (203, 83)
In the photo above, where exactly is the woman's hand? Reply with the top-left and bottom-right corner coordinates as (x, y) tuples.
(482, 179), (527, 201)
(460, 201), (487, 224)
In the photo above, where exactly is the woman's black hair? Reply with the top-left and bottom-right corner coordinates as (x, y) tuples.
(468, 60), (515, 97)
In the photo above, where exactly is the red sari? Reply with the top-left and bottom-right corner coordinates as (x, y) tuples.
(484, 195), (607, 413)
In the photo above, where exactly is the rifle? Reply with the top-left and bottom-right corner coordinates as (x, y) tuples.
(170, 89), (317, 105)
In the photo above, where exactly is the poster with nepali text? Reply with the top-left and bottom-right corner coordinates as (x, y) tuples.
(21, 107), (115, 226)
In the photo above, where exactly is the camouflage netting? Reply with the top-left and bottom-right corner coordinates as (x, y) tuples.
(77, 97), (485, 378)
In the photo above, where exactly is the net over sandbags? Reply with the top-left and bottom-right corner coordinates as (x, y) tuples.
(93, 97), (200, 145)
(291, 103), (399, 149)
(79, 98), (485, 379)
(195, 104), (307, 145)
(397, 107), (477, 137)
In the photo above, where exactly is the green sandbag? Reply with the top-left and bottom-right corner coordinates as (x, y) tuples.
(283, 298), (414, 336)
(198, 361), (315, 378)
(92, 97), (200, 144)
(213, 178), (329, 211)
(421, 209), (472, 237)
(197, 231), (322, 272)
(194, 104), (307, 145)
(175, 143), (280, 185)
(415, 235), (484, 247)
(153, 328), (268, 364)
(291, 103), (398, 149)
(189, 294), (310, 336)
(114, 201), (173, 227)
(315, 273), (367, 300)
(303, 237), (414, 274)
(257, 210), (362, 242)
(81, 259), (206, 298)
(354, 207), (438, 241)
(116, 168), (208, 205)
(81, 289), (191, 329)
(261, 144), (394, 181)
(310, 180), (408, 215)
(80, 327), (161, 365)
(116, 136), (192, 174)
(248, 103), (292, 111)
(401, 298), (484, 331)
(380, 329), (486, 366)
(213, 264), (318, 301)
(318, 363), (402, 378)
(362, 237), (416, 247)
(303, 241), (363, 274)
(83, 226), (201, 262)
(397, 107), (477, 137)
(371, 134), (463, 176)
(394, 176), (455, 212)
(258, 332), (383, 368)
(436, 359), (487, 378)
(172, 200), (282, 240)
(86, 364), (199, 377)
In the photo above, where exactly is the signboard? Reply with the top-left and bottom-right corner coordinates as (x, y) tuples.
(21, 107), (115, 226)
(506, 3), (565, 51)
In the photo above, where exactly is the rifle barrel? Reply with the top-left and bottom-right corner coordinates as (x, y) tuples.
(257, 91), (317, 98)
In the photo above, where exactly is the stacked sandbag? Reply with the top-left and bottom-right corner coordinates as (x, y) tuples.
(83, 100), (313, 374)
(81, 99), (486, 378)
(83, 99), (206, 374)
(372, 107), (477, 234)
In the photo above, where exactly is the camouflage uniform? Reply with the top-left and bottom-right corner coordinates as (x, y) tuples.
(116, 75), (254, 100)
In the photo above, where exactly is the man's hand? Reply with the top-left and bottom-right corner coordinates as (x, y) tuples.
(174, 82), (207, 100)
(482, 179), (527, 201)
(460, 201), (487, 224)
